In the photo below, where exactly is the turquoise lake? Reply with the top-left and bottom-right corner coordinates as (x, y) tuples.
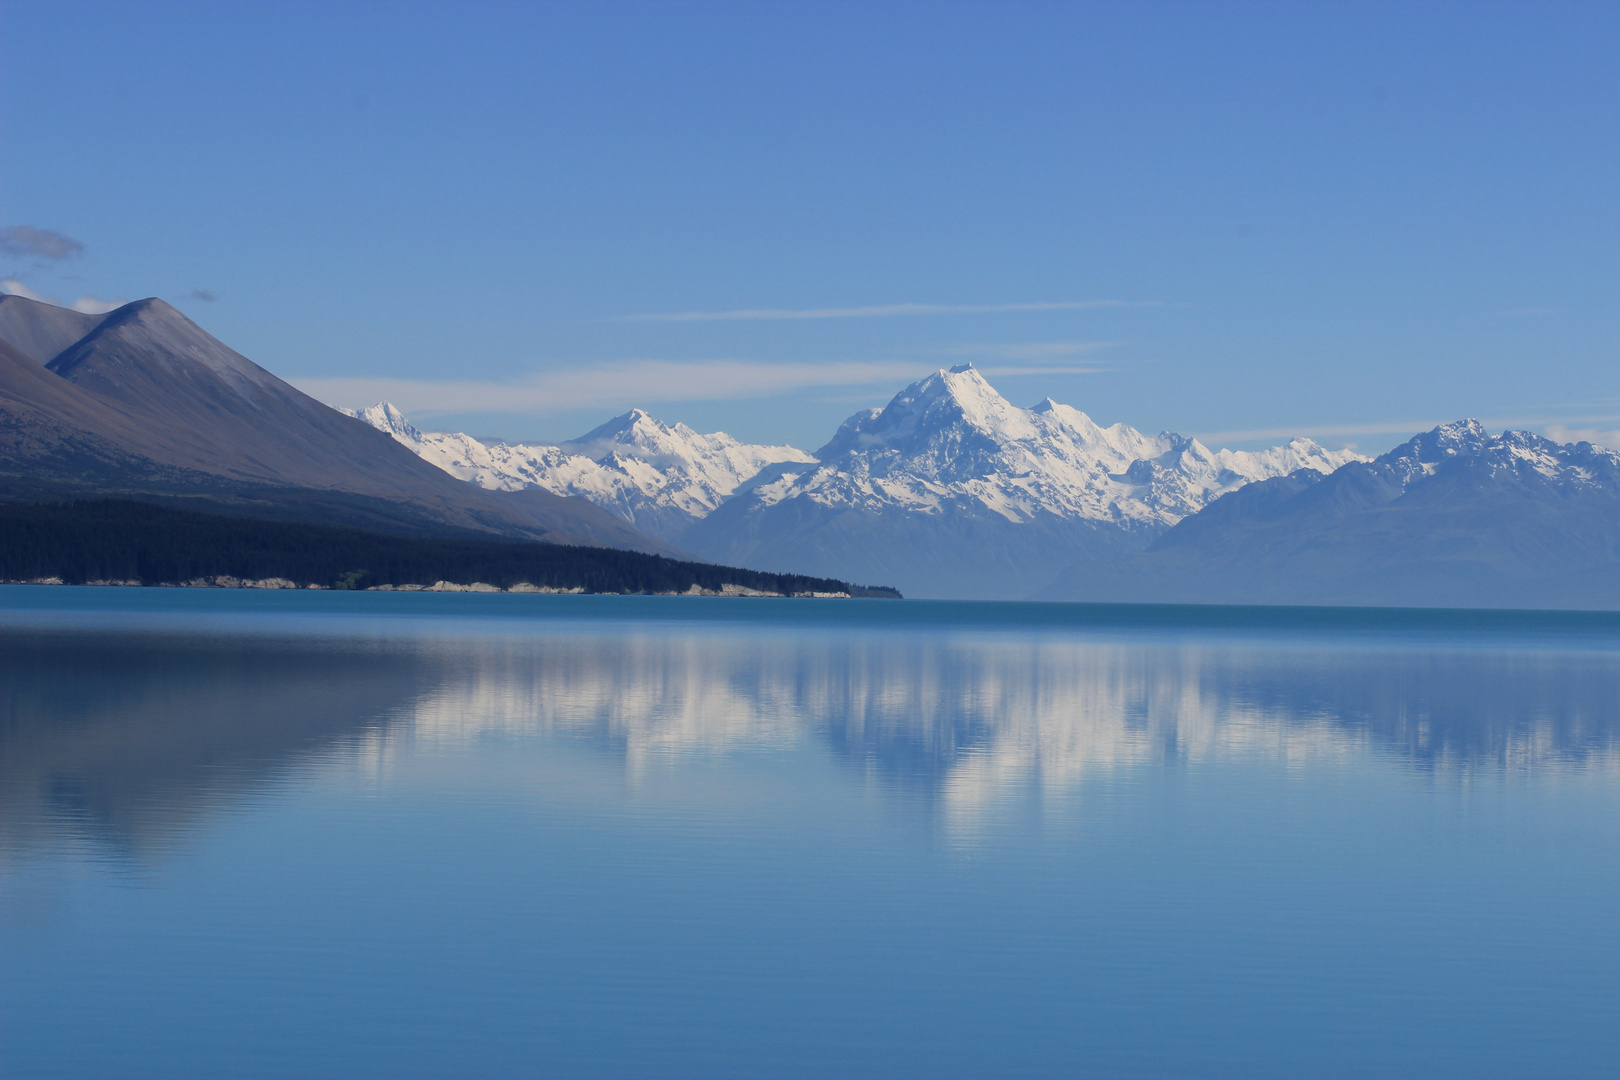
(3, 587), (1619, 1078)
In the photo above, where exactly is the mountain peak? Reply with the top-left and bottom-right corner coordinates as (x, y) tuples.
(343, 402), (422, 442)
(1436, 418), (1487, 440)
(47, 294), (281, 399)
(814, 366), (1024, 459)
(904, 364), (1009, 411)
(77, 297), (178, 336)
(568, 407), (674, 451)
(1385, 419), (1493, 466)
(110, 296), (171, 316)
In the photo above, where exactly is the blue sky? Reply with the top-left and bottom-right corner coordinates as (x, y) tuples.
(2, 1), (1617, 452)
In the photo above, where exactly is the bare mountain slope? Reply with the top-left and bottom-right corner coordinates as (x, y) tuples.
(0, 294), (107, 365)
(0, 334), (206, 486)
(0, 294), (675, 553)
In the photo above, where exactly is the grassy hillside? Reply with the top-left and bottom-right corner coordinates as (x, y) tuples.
(0, 499), (898, 596)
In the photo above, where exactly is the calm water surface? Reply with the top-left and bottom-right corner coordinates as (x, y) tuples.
(3, 587), (1619, 1078)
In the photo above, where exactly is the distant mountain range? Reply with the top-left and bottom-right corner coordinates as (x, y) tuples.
(344, 402), (814, 543)
(8, 289), (1618, 609)
(682, 366), (1363, 599)
(355, 365), (1362, 599)
(0, 293), (675, 554)
(1048, 420), (1620, 609)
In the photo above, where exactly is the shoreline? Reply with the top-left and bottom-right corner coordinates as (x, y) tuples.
(1, 576), (857, 598)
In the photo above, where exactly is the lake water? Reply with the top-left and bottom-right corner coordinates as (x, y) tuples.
(3, 587), (1619, 1079)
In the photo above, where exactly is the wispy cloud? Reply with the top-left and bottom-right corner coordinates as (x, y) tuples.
(1195, 420), (1455, 444)
(1198, 413), (1620, 448)
(182, 289), (219, 303)
(0, 226), (84, 261)
(1, 278), (126, 314)
(621, 300), (1155, 322)
(292, 358), (936, 416)
(1545, 424), (1620, 450)
(932, 340), (1121, 361)
(0, 279), (54, 303)
(979, 365), (1116, 378)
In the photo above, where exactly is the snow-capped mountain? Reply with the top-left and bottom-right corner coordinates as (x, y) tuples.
(1372, 419), (1604, 489)
(679, 365), (1364, 599)
(351, 366), (1362, 597)
(1048, 420), (1620, 609)
(343, 403), (814, 542)
(747, 363), (1358, 527)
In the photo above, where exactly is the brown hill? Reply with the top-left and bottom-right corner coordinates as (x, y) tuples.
(0, 294), (107, 364)
(0, 294), (678, 554)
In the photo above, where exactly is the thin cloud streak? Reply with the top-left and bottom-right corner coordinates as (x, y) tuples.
(622, 300), (1155, 322)
(980, 365), (1116, 377)
(1198, 414), (1620, 446)
(1196, 420), (1456, 444)
(931, 341), (1121, 361)
(1545, 424), (1620, 450)
(293, 358), (935, 416)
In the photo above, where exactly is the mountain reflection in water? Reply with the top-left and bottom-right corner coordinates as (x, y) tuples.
(5, 614), (1618, 859)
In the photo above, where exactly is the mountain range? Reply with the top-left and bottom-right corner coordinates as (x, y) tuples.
(354, 364), (1362, 599)
(6, 289), (1619, 609)
(682, 365), (1363, 599)
(1048, 420), (1620, 609)
(343, 402), (814, 543)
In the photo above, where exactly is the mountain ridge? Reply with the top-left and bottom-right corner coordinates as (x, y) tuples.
(0, 293), (679, 554)
(1046, 420), (1620, 609)
(345, 401), (815, 542)
(0, 294), (108, 365)
(356, 364), (1362, 599)
(680, 364), (1363, 598)
(16, 289), (1611, 608)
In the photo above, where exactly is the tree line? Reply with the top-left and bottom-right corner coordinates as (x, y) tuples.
(0, 499), (897, 596)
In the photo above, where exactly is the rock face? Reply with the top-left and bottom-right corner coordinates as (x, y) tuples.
(346, 403), (815, 543)
(0, 293), (675, 553)
(680, 365), (1362, 599)
(1047, 421), (1620, 610)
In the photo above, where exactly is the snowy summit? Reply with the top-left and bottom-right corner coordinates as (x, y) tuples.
(740, 363), (1360, 527)
(342, 403), (814, 542)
